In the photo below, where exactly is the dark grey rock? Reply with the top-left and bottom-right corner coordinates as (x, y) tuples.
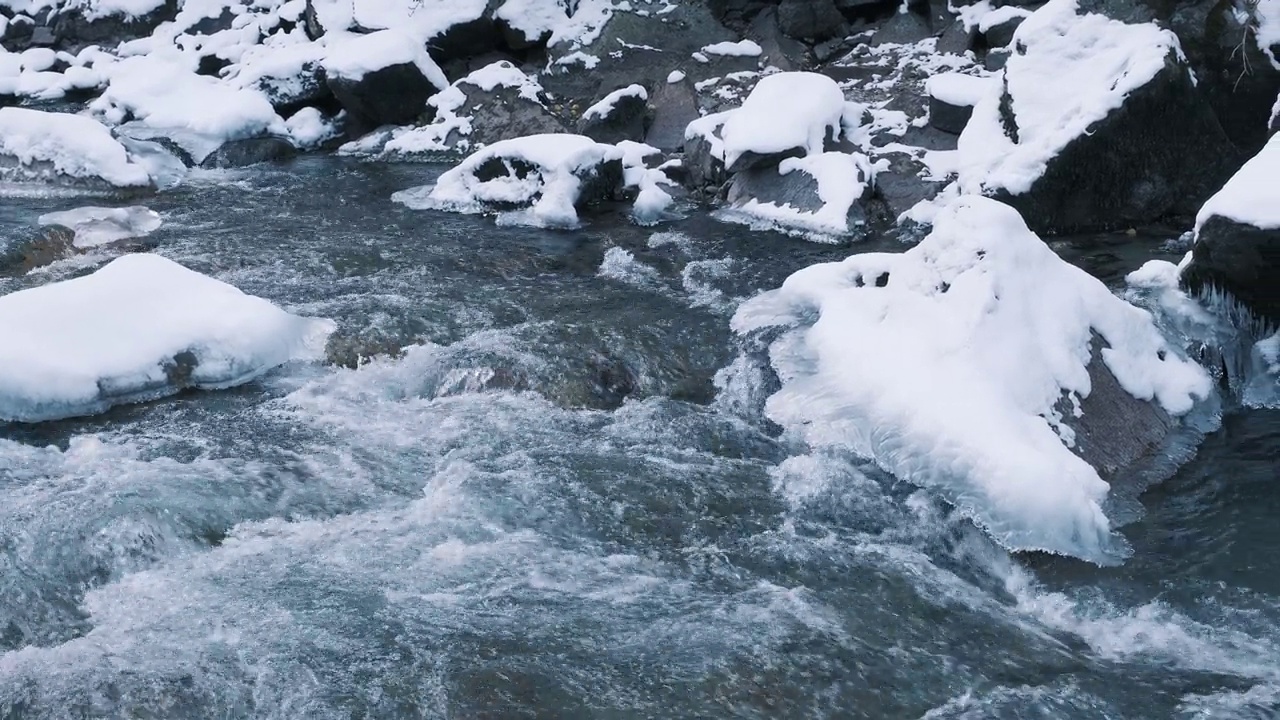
(682, 130), (728, 194)
(747, 7), (808, 71)
(1061, 338), (1176, 482)
(870, 151), (943, 231)
(980, 13), (1025, 48)
(199, 136), (297, 169)
(1181, 215), (1280, 326)
(984, 47), (1010, 71)
(776, 0), (848, 41)
(578, 87), (651, 144)
(928, 93), (974, 134)
(327, 61), (440, 129)
(989, 49), (1241, 234)
(936, 18), (976, 55)
(871, 8), (932, 46)
(726, 159), (871, 232)
(453, 77), (566, 148)
(255, 61), (334, 116)
(645, 78), (701, 152)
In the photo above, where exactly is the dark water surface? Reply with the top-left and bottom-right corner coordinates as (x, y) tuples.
(0, 159), (1276, 718)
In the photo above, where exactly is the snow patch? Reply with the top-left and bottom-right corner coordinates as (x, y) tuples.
(583, 84), (648, 122)
(700, 40), (763, 57)
(718, 72), (846, 169)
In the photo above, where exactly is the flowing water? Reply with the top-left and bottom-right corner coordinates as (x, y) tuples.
(0, 159), (1277, 719)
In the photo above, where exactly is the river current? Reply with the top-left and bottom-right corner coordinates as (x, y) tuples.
(0, 159), (1277, 719)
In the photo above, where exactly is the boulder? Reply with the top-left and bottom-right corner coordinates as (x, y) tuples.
(578, 85), (651, 144)
(198, 136), (297, 168)
(645, 77), (701, 152)
(776, 0), (848, 41)
(0, 107), (154, 194)
(323, 30), (447, 129)
(1181, 133), (1280, 324)
(871, 7), (933, 46)
(956, 0), (1240, 234)
(745, 7), (808, 71)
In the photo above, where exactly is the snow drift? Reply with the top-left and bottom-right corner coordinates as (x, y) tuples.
(0, 254), (335, 423)
(733, 196), (1211, 563)
(0, 107), (153, 191)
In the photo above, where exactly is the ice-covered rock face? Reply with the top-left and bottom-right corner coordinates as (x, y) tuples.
(954, 0), (1238, 234)
(0, 254), (335, 423)
(1181, 132), (1280, 325)
(391, 134), (626, 229)
(732, 196), (1212, 563)
(0, 108), (153, 193)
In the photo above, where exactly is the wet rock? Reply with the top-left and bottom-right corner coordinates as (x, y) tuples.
(1181, 216), (1280, 326)
(328, 61), (437, 129)
(1060, 338), (1176, 482)
(198, 136), (297, 169)
(0, 224), (76, 276)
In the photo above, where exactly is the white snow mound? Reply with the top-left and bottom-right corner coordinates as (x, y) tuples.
(955, 0), (1179, 195)
(715, 72), (846, 170)
(732, 196), (1211, 562)
(0, 107), (152, 189)
(0, 254), (335, 423)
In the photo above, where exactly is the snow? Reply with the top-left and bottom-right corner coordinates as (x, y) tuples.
(732, 196), (1211, 563)
(91, 55), (284, 159)
(37, 205), (162, 247)
(955, 0), (1179, 196)
(583, 84), (648, 122)
(284, 108), (340, 149)
(0, 254), (334, 423)
(1194, 132), (1280, 233)
(322, 29), (447, 89)
(667, 70), (686, 83)
(1256, 0), (1280, 68)
(700, 40), (763, 57)
(0, 108), (152, 189)
(392, 134), (624, 229)
(977, 5), (1032, 34)
(721, 151), (876, 240)
(495, 0), (569, 43)
(617, 140), (676, 226)
(307, 0), (487, 41)
(926, 72), (991, 107)
(717, 72), (847, 170)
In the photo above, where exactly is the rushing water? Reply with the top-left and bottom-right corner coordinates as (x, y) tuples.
(0, 159), (1277, 719)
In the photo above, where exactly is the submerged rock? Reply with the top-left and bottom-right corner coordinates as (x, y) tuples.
(198, 136), (297, 169)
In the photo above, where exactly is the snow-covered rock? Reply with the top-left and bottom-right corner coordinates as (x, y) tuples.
(718, 71), (847, 172)
(721, 151), (875, 240)
(1181, 132), (1280, 324)
(346, 61), (564, 158)
(732, 196), (1211, 563)
(578, 84), (650, 144)
(391, 134), (625, 229)
(323, 29), (448, 129)
(37, 205), (162, 247)
(0, 253), (334, 423)
(925, 72), (989, 135)
(954, 0), (1238, 234)
(0, 107), (153, 192)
